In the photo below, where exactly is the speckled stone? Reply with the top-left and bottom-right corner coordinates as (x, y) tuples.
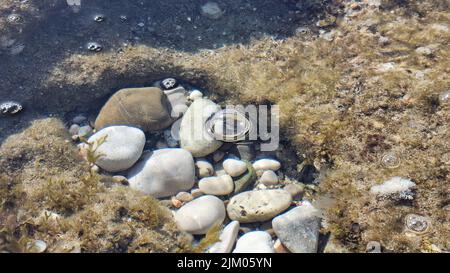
(227, 189), (292, 223)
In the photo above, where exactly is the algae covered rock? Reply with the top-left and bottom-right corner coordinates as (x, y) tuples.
(127, 148), (195, 198)
(87, 126), (146, 172)
(95, 87), (174, 132)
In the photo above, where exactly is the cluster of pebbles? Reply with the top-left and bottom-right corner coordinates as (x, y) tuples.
(68, 78), (320, 253)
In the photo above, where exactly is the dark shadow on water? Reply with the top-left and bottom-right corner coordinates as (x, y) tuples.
(0, 0), (331, 144)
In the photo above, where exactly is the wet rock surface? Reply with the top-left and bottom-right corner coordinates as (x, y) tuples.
(272, 202), (321, 253)
(174, 195), (226, 235)
(227, 189), (292, 223)
(95, 87), (174, 132)
(128, 148), (195, 198)
(87, 126), (145, 172)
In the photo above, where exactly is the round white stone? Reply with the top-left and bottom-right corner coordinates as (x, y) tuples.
(227, 189), (292, 223)
(174, 195), (226, 235)
(88, 126), (145, 172)
(128, 148), (195, 198)
(252, 159), (281, 171)
(223, 158), (247, 177)
(208, 221), (240, 253)
(259, 170), (279, 186)
(198, 175), (234, 196)
(232, 231), (275, 253)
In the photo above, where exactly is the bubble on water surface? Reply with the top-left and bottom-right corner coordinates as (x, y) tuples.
(381, 152), (401, 169)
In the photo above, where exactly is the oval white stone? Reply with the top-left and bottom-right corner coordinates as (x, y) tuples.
(223, 158), (247, 177)
(88, 126), (145, 172)
(232, 231), (275, 253)
(198, 175), (234, 195)
(128, 148), (195, 198)
(174, 195), (226, 235)
(252, 159), (281, 171)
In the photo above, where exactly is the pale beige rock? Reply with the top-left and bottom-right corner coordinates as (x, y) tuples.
(223, 158), (247, 177)
(174, 195), (226, 235)
(227, 189), (292, 223)
(198, 175), (234, 196)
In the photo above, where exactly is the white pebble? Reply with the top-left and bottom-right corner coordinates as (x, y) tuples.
(259, 170), (279, 186)
(87, 126), (145, 172)
(198, 175), (234, 195)
(232, 231), (275, 253)
(252, 159), (281, 171)
(174, 195), (226, 235)
(223, 158), (247, 177)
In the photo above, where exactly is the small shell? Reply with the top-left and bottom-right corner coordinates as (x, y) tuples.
(405, 214), (431, 235)
(0, 101), (23, 115)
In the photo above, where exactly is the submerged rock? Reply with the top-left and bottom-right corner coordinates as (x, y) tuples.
(198, 175), (234, 196)
(163, 86), (188, 119)
(259, 170), (279, 186)
(179, 98), (222, 157)
(208, 221), (240, 253)
(87, 126), (145, 172)
(227, 189), (292, 223)
(95, 87), (173, 132)
(128, 148), (195, 198)
(252, 159), (281, 171)
(223, 158), (247, 177)
(272, 201), (321, 253)
(232, 231), (275, 253)
(174, 195), (226, 235)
